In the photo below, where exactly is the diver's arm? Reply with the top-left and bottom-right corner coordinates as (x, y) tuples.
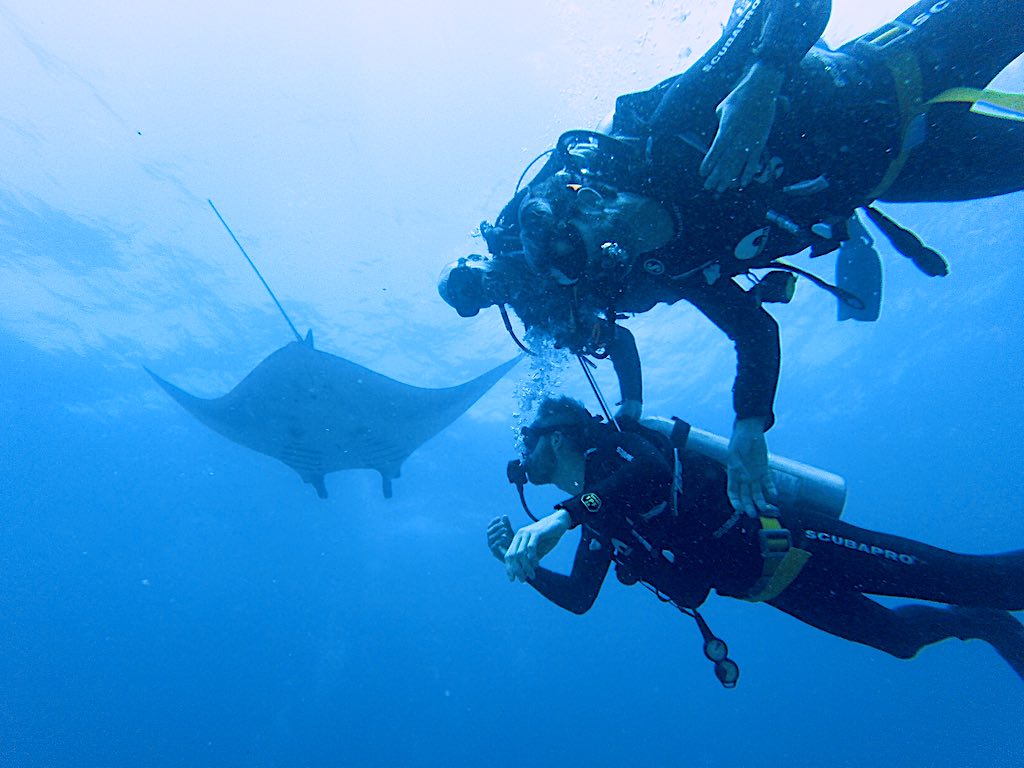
(648, 0), (829, 137)
(527, 529), (613, 615)
(645, 0), (829, 190)
(608, 325), (643, 421)
(503, 509), (572, 582)
(489, 514), (609, 613)
(753, 0), (831, 76)
(701, 1), (832, 190)
(685, 277), (779, 429)
(685, 278), (779, 514)
(700, 62), (785, 192)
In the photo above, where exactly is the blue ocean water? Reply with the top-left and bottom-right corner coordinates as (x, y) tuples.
(1, 2), (1022, 766)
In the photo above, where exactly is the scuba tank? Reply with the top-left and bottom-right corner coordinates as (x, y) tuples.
(640, 416), (846, 519)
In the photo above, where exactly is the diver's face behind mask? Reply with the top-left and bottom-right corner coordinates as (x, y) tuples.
(521, 425), (561, 486)
(519, 178), (673, 286)
(518, 184), (588, 284)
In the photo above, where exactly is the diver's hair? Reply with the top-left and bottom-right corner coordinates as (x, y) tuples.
(518, 194), (556, 241)
(532, 396), (594, 451)
(518, 174), (578, 243)
(518, 176), (590, 280)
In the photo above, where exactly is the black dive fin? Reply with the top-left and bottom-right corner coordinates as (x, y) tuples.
(311, 476), (328, 499)
(864, 206), (949, 277)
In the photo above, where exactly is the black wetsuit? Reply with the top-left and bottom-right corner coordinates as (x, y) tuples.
(529, 423), (1024, 663)
(495, 0), (1024, 427)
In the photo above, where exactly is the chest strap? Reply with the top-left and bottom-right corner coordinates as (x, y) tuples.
(743, 516), (811, 603)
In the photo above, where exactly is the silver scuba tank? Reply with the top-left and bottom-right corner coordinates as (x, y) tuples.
(640, 417), (846, 519)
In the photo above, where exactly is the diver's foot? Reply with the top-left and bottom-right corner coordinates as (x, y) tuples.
(951, 606), (1024, 681)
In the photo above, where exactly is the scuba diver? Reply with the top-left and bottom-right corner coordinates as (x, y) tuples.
(488, 396), (1024, 686)
(439, 0), (1024, 517)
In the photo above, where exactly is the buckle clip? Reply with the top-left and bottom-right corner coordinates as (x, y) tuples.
(758, 527), (792, 560)
(858, 21), (914, 51)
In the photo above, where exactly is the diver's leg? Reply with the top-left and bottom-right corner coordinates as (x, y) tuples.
(769, 584), (1024, 678)
(894, 0), (1024, 96)
(881, 0), (1024, 201)
(770, 583), (962, 657)
(783, 511), (1024, 608)
(880, 109), (1024, 202)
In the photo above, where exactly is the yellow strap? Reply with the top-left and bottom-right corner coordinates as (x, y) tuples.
(927, 87), (1024, 122)
(744, 547), (812, 603)
(868, 56), (1024, 198)
(741, 516), (812, 602)
(868, 51), (924, 200)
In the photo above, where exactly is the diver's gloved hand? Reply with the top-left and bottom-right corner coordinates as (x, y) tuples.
(487, 516), (514, 561)
(701, 61), (785, 194)
(614, 399), (643, 424)
(504, 509), (571, 583)
(726, 417), (778, 516)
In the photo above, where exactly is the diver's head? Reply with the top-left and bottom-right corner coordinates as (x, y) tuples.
(517, 174), (589, 283)
(517, 173), (673, 285)
(438, 253), (498, 317)
(521, 396), (593, 487)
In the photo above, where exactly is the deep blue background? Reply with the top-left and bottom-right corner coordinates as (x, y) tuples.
(1, 1), (1023, 766)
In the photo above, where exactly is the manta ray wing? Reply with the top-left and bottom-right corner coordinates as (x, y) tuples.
(147, 336), (520, 498)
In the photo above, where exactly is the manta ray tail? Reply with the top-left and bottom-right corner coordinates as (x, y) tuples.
(311, 476), (328, 499)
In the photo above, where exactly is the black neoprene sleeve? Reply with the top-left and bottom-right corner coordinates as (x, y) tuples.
(683, 277), (780, 429)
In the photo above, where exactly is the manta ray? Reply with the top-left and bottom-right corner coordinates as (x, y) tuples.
(147, 331), (519, 498)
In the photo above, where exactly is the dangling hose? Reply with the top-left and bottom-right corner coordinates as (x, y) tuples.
(630, 565), (739, 688)
(515, 148), (556, 196)
(769, 261), (866, 310)
(577, 354), (621, 432)
(498, 305), (535, 355)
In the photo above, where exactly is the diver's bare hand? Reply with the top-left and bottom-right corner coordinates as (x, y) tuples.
(487, 515), (514, 561)
(726, 417), (778, 516)
(615, 399), (643, 424)
(504, 510), (571, 583)
(701, 62), (785, 194)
